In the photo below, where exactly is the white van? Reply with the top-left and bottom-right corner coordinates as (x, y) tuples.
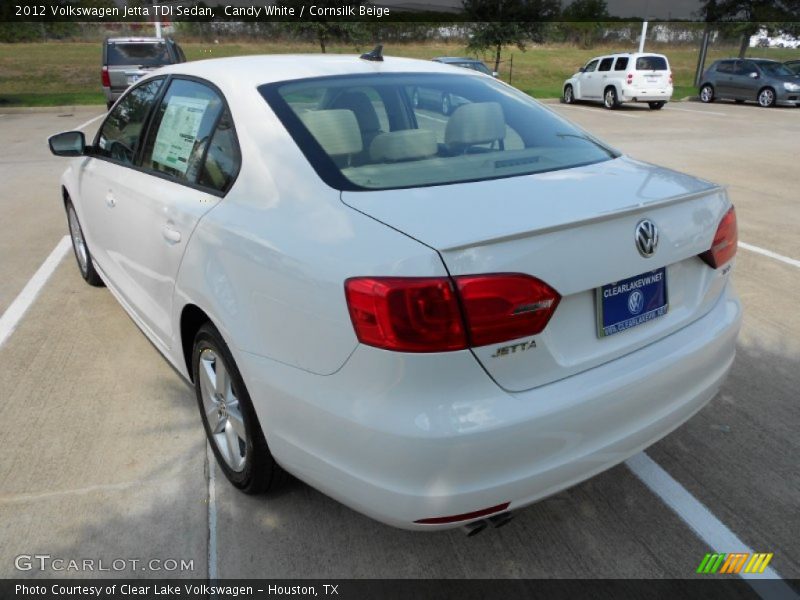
(563, 53), (673, 110)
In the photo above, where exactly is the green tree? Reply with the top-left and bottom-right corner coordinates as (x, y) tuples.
(277, 0), (370, 53)
(559, 0), (610, 47)
(463, 0), (561, 73)
(701, 0), (800, 58)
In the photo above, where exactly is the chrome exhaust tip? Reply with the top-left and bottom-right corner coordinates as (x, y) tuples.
(488, 512), (514, 529)
(462, 520), (488, 537)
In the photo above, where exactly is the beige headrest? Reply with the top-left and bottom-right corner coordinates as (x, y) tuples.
(300, 109), (362, 156)
(444, 102), (506, 146)
(369, 129), (437, 162)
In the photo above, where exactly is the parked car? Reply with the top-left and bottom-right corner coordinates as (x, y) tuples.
(49, 53), (741, 532)
(784, 60), (800, 76)
(411, 57), (496, 115)
(699, 59), (800, 107)
(563, 52), (673, 110)
(432, 56), (497, 77)
(102, 37), (186, 110)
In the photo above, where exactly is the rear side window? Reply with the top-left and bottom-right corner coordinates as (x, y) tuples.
(197, 109), (240, 193)
(95, 78), (163, 165)
(715, 61), (735, 74)
(614, 57), (629, 71)
(598, 58), (614, 72)
(106, 42), (172, 67)
(140, 79), (224, 183)
(636, 56), (668, 71)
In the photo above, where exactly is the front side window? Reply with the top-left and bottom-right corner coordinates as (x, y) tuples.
(598, 58), (614, 72)
(140, 79), (224, 183)
(755, 61), (794, 77)
(736, 61), (759, 76)
(95, 78), (163, 165)
(261, 73), (617, 191)
(584, 59), (599, 73)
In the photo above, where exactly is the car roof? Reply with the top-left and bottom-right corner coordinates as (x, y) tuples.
(433, 57), (482, 63)
(106, 37), (167, 43)
(155, 54), (478, 89)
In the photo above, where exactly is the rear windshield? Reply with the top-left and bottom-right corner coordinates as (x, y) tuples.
(107, 42), (171, 67)
(636, 56), (668, 71)
(260, 73), (617, 191)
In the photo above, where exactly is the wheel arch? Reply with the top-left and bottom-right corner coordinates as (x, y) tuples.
(180, 303), (212, 382)
(757, 85), (776, 102)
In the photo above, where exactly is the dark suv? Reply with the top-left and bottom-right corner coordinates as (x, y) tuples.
(102, 37), (185, 109)
(699, 58), (800, 107)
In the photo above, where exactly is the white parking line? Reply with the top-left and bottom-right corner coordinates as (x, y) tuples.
(666, 106), (728, 117)
(416, 112), (448, 125)
(556, 104), (640, 118)
(207, 444), (218, 581)
(75, 113), (105, 131)
(740, 242), (800, 269)
(0, 236), (70, 350)
(627, 453), (796, 600)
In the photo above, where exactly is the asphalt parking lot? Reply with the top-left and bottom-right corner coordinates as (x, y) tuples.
(0, 100), (798, 585)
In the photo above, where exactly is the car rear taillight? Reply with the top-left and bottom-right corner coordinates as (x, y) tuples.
(454, 274), (561, 347)
(627, 73), (634, 85)
(344, 277), (467, 352)
(101, 66), (111, 88)
(344, 274), (561, 352)
(668, 71), (673, 85)
(699, 206), (738, 268)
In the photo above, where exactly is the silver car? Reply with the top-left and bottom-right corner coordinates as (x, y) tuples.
(102, 37), (185, 109)
(699, 58), (800, 107)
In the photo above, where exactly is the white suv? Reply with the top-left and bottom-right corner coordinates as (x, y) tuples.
(563, 52), (673, 110)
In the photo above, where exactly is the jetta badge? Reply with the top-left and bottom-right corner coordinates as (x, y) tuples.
(635, 219), (659, 257)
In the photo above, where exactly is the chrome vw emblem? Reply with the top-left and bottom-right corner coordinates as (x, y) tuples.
(635, 219), (659, 257)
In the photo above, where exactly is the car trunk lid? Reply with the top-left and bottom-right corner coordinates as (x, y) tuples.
(342, 156), (731, 392)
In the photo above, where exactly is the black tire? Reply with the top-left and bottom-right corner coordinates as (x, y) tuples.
(699, 84), (714, 103)
(563, 84), (575, 104)
(757, 87), (776, 108)
(441, 93), (451, 116)
(603, 87), (619, 110)
(648, 101), (665, 110)
(65, 200), (104, 287)
(192, 322), (286, 494)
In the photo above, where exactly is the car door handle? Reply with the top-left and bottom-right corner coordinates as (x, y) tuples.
(105, 192), (116, 208)
(162, 223), (182, 244)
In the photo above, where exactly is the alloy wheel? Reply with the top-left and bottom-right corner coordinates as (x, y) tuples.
(199, 348), (247, 472)
(758, 89), (775, 107)
(700, 86), (713, 103)
(67, 205), (88, 275)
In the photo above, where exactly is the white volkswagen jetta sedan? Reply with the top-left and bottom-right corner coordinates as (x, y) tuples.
(49, 53), (741, 532)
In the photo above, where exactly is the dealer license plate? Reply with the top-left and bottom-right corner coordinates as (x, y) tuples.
(597, 268), (668, 338)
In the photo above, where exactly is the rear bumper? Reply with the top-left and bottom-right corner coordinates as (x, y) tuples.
(620, 86), (672, 103)
(238, 283), (741, 530)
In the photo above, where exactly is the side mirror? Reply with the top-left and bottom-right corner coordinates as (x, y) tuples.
(748, 72), (759, 79)
(579, 67), (586, 73)
(49, 131), (86, 157)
